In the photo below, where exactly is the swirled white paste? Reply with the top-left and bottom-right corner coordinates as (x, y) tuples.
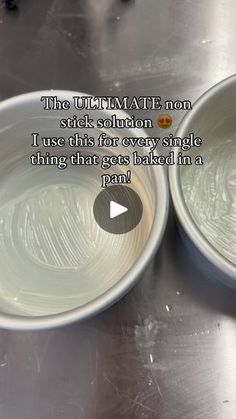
(181, 138), (236, 266)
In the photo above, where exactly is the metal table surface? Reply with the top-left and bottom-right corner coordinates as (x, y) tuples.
(0, 1), (236, 418)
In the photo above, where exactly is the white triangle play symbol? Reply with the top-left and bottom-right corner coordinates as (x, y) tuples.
(110, 200), (128, 219)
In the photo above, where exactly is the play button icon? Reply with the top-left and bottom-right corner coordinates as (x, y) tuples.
(93, 185), (143, 234)
(110, 201), (128, 219)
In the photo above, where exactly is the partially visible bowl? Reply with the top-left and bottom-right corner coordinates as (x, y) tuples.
(169, 75), (236, 286)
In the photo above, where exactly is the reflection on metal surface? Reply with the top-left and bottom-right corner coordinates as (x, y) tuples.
(0, 0), (236, 417)
(217, 318), (236, 415)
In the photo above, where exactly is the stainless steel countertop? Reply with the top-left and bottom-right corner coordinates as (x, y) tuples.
(0, 1), (236, 418)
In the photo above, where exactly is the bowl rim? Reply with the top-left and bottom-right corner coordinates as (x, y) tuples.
(169, 74), (236, 283)
(0, 90), (169, 330)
